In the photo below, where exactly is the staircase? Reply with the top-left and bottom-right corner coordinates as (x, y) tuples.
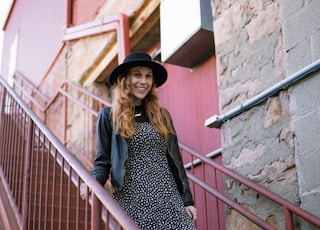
(1, 74), (320, 229)
(0, 76), (139, 229)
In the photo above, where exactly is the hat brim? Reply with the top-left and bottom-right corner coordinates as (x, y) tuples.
(108, 60), (168, 88)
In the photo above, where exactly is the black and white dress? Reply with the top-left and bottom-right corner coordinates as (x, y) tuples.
(112, 112), (196, 230)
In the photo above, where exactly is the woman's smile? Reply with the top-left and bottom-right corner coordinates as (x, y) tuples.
(128, 66), (153, 105)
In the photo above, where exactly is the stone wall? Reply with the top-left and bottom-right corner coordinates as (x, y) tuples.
(212, 0), (320, 229)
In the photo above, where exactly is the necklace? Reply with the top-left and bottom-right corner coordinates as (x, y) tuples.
(134, 105), (143, 117)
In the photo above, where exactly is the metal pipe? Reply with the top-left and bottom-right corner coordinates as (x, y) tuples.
(205, 58), (320, 128)
(184, 147), (221, 169)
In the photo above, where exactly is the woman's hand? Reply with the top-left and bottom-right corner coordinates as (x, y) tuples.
(186, 205), (197, 223)
(80, 183), (91, 200)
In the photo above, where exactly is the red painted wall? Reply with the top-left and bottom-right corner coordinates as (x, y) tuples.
(72, 0), (106, 26)
(158, 55), (220, 154)
(157, 55), (225, 230)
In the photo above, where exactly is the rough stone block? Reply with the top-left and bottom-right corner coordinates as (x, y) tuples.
(278, 0), (303, 20)
(310, 30), (320, 61)
(291, 74), (320, 117)
(282, 0), (320, 52)
(294, 110), (320, 192)
(299, 189), (320, 229)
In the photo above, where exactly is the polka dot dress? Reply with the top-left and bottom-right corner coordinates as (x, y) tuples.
(112, 121), (196, 230)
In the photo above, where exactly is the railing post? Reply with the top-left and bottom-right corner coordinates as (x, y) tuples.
(64, 83), (68, 143)
(21, 118), (34, 229)
(91, 193), (102, 229)
(284, 207), (294, 230)
(0, 86), (6, 166)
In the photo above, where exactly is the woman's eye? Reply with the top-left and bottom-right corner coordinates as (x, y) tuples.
(133, 72), (141, 77)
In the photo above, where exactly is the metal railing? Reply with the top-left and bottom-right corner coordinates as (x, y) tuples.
(181, 143), (320, 230)
(8, 72), (320, 229)
(13, 71), (110, 166)
(0, 75), (139, 229)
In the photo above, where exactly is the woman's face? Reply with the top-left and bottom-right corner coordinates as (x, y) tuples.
(128, 66), (153, 106)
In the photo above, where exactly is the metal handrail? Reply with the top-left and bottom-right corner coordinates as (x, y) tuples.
(13, 71), (110, 164)
(180, 142), (320, 229)
(13, 71), (111, 114)
(11, 71), (320, 229)
(0, 75), (139, 229)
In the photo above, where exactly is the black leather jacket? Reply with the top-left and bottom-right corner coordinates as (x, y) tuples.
(91, 107), (194, 206)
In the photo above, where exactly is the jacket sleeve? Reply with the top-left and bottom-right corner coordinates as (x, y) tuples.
(169, 133), (195, 206)
(91, 108), (112, 185)
(163, 108), (195, 206)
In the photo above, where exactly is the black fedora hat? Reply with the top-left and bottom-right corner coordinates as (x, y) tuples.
(108, 52), (168, 87)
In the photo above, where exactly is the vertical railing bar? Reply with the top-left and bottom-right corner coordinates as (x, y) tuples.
(12, 103), (19, 201)
(212, 165), (220, 229)
(67, 165), (71, 230)
(59, 157), (65, 230)
(44, 141), (51, 230)
(27, 121), (35, 230)
(85, 185), (89, 230)
(50, 150), (58, 230)
(19, 108), (28, 211)
(13, 106), (19, 206)
(76, 177), (80, 230)
(17, 106), (24, 203)
(4, 101), (11, 174)
(0, 84), (4, 135)
(7, 97), (15, 187)
(2, 101), (10, 177)
(38, 132), (46, 230)
(17, 108), (26, 212)
(32, 127), (41, 228)
(0, 85), (4, 166)
(202, 161), (208, 229)
(92, 193), (102, 229)
(63, 84), (68, 144)
(13, 103), (20, 192)
(284, 206), (294, 230)
(21, 119), (34, 229)
(3, 95), (10, 177)
(1, 93), (9, 178)
(106, 207), (110, 229)
(10, 98), (17, 182)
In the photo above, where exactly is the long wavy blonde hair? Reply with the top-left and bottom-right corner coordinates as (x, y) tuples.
(110, 74), (175, 139)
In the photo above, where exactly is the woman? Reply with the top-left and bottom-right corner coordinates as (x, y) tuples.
(88, 52), (197, 229)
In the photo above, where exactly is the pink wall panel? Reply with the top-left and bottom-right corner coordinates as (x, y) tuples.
(2, 0), (65, 86)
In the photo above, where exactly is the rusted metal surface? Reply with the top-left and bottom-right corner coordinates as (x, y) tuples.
(0, 76), (139, 229)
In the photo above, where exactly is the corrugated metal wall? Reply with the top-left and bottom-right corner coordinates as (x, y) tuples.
(2, 0), (65, 86)
(158, 55), (220, 154)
